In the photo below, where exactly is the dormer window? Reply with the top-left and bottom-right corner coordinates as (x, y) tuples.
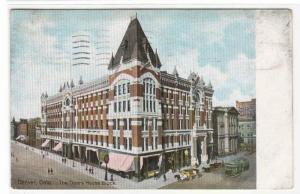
(121, 40), (128, 49)
(65, 98), (70, 106)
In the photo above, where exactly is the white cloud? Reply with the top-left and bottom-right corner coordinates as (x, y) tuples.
(161, 49), (227, 89)
(227, 53), (256, 87)
(199, 11), (254, 45)
(213, 89), (254, 107)
(161, 49), (255, 107)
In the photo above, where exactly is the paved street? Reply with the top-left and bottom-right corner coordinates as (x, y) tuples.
(11, 141), (255, 189)
(161, 152), (256, 189)
(10, 141), (178, 189)
(11, 142), (114, 189)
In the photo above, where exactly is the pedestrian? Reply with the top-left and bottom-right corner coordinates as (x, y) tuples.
(91, 168), (94, 174)
(50, 168), (53, 175)
(48, 168), (50, 174)
(110, 174), (113, 181)
(42, 154), (45, 159)
(72, 161), (75, 167)
(86, 165), (88, 171)
(163, 174), (167, 181)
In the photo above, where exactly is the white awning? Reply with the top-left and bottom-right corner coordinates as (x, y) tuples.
(86, 147), (99, 159)
(16, 135), (26, 141)
(41, 139), (50, 147)
(102, 152), (135, 172)
(53, 142), (62, 151)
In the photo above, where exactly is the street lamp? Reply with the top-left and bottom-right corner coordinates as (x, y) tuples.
(104, 153), (109, 181)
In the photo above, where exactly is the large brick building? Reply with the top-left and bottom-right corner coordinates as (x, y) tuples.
(40, 17), (215, 179)
(236, 99), (256, 152)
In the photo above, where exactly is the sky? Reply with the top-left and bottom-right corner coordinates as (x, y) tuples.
(10, 10), (256, 120)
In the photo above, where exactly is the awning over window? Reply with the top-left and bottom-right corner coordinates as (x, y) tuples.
(102, 152), (135, 172)
(86, 147), (99, 159)
(41, 139), (50, 147)
(53, 142), (62, 151)
(16, 135), (26, 141)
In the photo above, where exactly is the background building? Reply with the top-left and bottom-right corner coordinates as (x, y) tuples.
(212, 107), (239, 156)
(15, 119), (28, 143)
(236, 99), (256, 152)
(28, 117), (41, 147)
(11, 117), (18, 140)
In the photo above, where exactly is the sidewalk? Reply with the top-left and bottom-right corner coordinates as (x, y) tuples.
(12, 141), (177, 189)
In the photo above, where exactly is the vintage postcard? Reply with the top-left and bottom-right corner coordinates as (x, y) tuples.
(9, 9), (291, 189)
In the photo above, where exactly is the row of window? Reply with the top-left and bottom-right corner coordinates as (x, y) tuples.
(143, 78), (156, 113)
(112, 118), (132, 130)
(142, 136), (158, 151)
(164, 134), (190, 148)
(163, 118), (190, 130)
(113, 100), (130, 113)
(112, 136), (132, 151)
(114, 82), (130, 96)
(162, 89), (189, 101)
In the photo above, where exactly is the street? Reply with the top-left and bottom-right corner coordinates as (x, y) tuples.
(11, 141), (256, 189)
(11, 142), (114, 189)
(161, 152), (256, 189)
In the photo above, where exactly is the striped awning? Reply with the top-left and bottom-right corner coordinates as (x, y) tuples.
(53, 142), (62, 151)
(41, 139), (50, 147)
(102, 152), (135, 172)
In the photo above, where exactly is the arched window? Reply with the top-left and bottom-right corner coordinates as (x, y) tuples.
(143, 78), (156, 112)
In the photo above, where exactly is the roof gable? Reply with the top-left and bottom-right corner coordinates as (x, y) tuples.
(108, 18), (161, 69)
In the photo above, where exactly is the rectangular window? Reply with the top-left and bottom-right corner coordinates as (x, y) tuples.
(129, 138), (132, 150)
(113, 137), (116, 148)
(118, 85), (121, 95)
(127, 83), (130, 93)
(146, 83), (149, 93)
(123, 101), (126, 112)
(123, 84), (126, 94)
(186, 119), (189, 129)
(142, 138), (145, 151)
(117, 137), (120, 149)
(124, 138), (128, 150)
(118, 102), (121, 112)
(129, 118), (131, 130)
(146, 100), (149, 112)
(114, 102), (117, 113)
(128, 100), (130, 112)
(145, 138), (148, 151)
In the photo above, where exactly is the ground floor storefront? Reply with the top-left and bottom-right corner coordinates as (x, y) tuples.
(40, 138), (212, 181)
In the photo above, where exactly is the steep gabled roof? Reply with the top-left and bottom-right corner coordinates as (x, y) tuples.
(108, 18), (162, 69)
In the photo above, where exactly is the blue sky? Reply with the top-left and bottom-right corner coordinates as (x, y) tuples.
(10, 10), (256, 120)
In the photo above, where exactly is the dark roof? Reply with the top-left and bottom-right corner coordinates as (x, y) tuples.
(108, 18), (162, 69)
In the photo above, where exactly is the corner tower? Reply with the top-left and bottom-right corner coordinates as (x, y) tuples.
(107, 17), (163, 154)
